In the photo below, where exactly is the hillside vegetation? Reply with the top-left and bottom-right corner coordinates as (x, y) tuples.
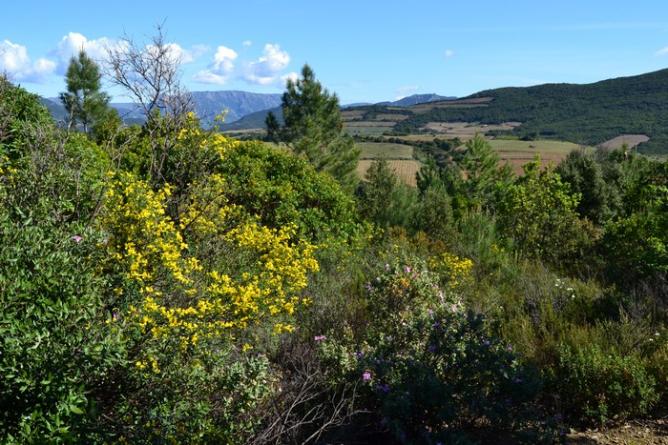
(392, 68), (668, 154)
(1, 50), (668, 445)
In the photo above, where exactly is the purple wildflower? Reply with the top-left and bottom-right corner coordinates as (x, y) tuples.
(378, 383), (391, 393)
(314, 335), (327, 342)
(71, 235), (83, 243)
(403, 266), (412, 274)
(362, 371), (372, 381)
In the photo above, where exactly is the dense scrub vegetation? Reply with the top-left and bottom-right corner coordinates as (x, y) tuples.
(1, 66), (667, 445)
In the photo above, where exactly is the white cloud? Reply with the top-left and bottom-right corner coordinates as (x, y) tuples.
(242, 40), (253, 48)
(395, 85), (419, 100)
(280, 71), (299, 85)
(55, 32), (202, 74)
(194, 42), (293, 87)
(243, 43), (290, 85)
(146, 42), (198, 64)
(656, 46), (668, 56)
(0, 40), (55, 83)
(193, 45), (238, 85)
(444, 49), (455, 58)
(53, 32), (121, 72)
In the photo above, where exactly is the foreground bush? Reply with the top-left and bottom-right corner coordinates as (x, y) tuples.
(317, 258), (552, 443)
(554, 344), (658, 424)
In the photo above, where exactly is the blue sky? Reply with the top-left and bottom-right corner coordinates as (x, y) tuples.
(2, 0), (668, 103)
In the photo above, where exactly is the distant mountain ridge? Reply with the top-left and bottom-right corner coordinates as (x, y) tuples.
(42, 90), (456, 132)
(190, 91), (282, 125)
(378, 93), (456, 107)
(220, 93), (456, 131)
(41, 90), (283, 128)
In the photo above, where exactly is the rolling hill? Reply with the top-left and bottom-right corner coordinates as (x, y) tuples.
(220, 69), (668, 154)
(388, 68), (668, 154)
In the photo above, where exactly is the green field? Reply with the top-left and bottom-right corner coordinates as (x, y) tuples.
(357, 142), (414, 159)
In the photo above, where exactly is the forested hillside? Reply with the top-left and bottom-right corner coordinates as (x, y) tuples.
(393, 68), (668, 154)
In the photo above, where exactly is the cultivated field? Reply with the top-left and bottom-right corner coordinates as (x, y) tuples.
(371, 113), (410, 121)
(422, 121), (521, 140)
(341, 109), (366, 120)
(410, 97), (493, 113)
(345, 121), (396, 127)
(357, 159), (421, 187)
(487, 139), (584, 174)
(599, 134), (650, 150)
(344, 121), (397, 136)
(357, 142), (414, 159)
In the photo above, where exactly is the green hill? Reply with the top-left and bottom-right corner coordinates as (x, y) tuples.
(392, 68), (668, 154)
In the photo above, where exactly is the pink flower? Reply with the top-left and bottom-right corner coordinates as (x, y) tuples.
(403, 266), (412, 274)
(314, 335), (327, 342)
(71, 235), (83, 243)
(362, 371), (372, 381)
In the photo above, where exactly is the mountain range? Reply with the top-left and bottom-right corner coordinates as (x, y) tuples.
(38, 68), (668, 154)
(40, 92), (451, 130)
(41, 90), (284, 128)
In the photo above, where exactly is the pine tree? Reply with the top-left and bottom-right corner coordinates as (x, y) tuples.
(59, 50), (110, 133)
(266, 65), (360, 190)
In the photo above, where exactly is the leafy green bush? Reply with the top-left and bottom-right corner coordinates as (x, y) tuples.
(554, 345), (658, 424)
(216, 139), (361, 244)
(0, 202), (126, 444)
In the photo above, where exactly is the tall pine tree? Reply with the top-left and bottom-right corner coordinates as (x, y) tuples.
(59, 50), (110, 133)
(266, 65), (360, 191)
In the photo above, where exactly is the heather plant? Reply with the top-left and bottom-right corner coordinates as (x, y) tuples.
(316, 257), (550, 443)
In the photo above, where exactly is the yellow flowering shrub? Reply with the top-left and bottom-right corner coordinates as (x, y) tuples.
(429, 251), (474, 290)
(102, 170), (319, 367)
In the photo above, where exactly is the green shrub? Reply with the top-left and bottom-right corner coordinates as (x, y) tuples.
(318, 258), (550, 444)
(554, 344), (658, 424)
(0, 212), (127, 444)
(216, 140), (361, 244)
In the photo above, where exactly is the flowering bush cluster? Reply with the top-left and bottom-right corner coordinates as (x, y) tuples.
(317, 257), (549, 443)
(102, 171), (318, 350)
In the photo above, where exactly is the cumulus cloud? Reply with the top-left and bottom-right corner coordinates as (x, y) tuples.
(54, 32), (202, 74)
(193, 45), (239, 85)
(243, 43), (290, 85)
(656, 47), (668, 56)
(53, 32), (122, 72)
(146, 42), (199, 64)
(444, 49), (455, 58)
(0, 40), (55, 83)
(194, 42), (293, 86)
(242, 40), (253, 48)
